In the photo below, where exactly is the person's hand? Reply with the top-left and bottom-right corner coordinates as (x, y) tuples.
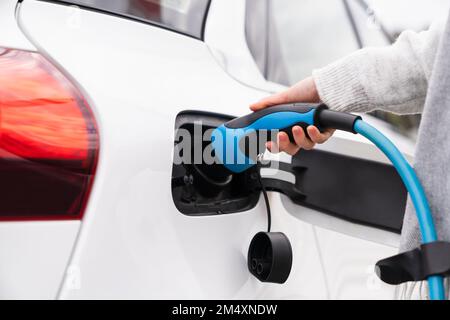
(250, 76), (335, 155)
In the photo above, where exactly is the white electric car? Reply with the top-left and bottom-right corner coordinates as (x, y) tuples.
(0, 0), (415, 299)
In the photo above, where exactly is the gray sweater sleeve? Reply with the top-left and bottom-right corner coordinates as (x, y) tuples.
(312, 22), (443, 114)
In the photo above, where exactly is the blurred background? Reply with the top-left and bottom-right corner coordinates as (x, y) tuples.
(246, 0), (450, 140)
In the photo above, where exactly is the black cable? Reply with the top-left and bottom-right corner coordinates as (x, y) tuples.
(256, 163), (271, 232)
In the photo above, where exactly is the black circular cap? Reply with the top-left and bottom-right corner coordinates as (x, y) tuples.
(247, 232), (292, 284)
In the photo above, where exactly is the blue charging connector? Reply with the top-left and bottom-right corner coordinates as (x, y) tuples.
(211, 104), (445, 299)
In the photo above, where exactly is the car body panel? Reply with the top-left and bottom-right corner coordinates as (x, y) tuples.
(0, 0), (80, 300)
(10, 0), (411, 299)
(0, 221), (80, 299)
(19, 0), (327, 299)
(205, 0), (286, 93)
(0, 0), (35, 51)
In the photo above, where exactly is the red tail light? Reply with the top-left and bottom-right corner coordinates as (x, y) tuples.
(0, 47), (98, 220)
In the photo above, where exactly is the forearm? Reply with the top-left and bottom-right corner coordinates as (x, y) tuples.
(312, 22), (443, 114)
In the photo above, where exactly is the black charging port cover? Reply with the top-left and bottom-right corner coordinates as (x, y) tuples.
(247, 232), (292, 284)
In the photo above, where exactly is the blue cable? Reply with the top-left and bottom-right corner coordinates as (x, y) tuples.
(353, 120), (445, 300)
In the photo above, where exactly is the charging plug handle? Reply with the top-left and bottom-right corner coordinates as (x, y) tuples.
(224, 103), (361, 136)
(316, 108), (361, 133)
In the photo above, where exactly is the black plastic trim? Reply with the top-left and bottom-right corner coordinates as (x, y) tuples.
(263, 149), (407, 233)
(376, 241), (450, 285)
(260, 178), (305, 202)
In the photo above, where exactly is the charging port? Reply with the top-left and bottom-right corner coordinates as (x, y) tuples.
(171, 111), (260, 215)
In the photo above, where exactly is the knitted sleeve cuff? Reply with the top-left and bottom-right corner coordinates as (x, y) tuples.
(312, 52), (372, 113)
